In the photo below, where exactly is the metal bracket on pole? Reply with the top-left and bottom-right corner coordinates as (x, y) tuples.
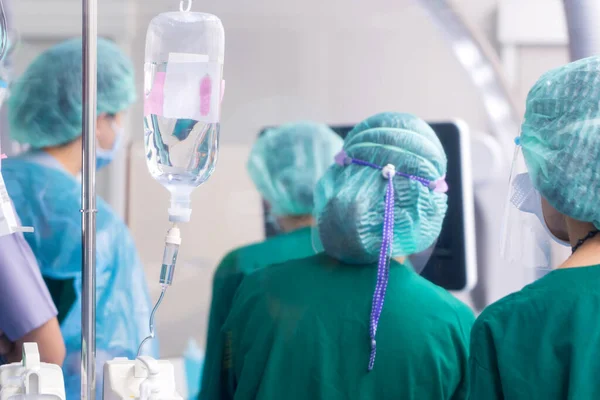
(81, 0), (97, 398)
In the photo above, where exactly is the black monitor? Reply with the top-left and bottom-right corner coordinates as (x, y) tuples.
(259, 121), (476, 291)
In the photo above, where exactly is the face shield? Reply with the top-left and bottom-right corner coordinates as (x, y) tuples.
(502, 138), (569, 281)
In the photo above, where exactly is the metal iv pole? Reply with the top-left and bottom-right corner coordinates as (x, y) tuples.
(81, 0), (98, 398)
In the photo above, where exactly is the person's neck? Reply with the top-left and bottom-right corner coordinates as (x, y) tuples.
(43, 139), (83, 177)
(559, 220), (600, 269)
(277, 215), (314, 233)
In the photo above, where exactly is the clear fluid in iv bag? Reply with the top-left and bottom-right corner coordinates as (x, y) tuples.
(144, 62), (219, 190)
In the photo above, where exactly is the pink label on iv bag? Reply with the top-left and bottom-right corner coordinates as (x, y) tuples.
(199, 74), (212, 117)
(218, 80), (225, 119)
(144, 72), (166, 116)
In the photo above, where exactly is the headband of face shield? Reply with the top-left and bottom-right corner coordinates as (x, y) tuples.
(502, 137), (570, 280)
(314, 147), (447, 371)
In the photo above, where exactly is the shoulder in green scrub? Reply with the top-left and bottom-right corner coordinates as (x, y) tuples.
(219, 253), (474, 400)
(213, 225), (315, 293)
(469, 264), (600, 400)
(199, 226), (315, 400)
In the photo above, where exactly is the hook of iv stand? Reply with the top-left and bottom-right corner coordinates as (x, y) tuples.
(180, 0), (192, 12)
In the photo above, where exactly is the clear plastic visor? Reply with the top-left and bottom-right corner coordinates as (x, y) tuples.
(501, 143), (554, 281)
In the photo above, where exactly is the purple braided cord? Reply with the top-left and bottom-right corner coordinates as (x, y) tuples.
(351, 158), (432, 188)
(368, 174), (395, 371)
(335, 151), (446, 371)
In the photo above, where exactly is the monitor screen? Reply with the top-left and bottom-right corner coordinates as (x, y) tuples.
(259, 121), (476, 291)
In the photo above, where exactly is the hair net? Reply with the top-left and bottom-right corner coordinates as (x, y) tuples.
(521, 56), (600, 229)
(315, 112), (448, 264)
(247, 121), (343, 216)
(9, 37), (136, 149)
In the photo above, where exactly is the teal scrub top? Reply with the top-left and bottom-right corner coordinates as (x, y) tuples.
(211, 253), (474, 400)
(200, 227), (315, 399)
(470, 265), (600, 399)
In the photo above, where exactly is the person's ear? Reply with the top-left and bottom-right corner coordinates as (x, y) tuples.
(541, 197), (569, 241)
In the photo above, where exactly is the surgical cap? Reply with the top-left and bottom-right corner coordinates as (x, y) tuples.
(9, 37), (136, 149)
(521, 55), (600, 229)
(315, 112), (448, 264)
(247, 122), (343, 217)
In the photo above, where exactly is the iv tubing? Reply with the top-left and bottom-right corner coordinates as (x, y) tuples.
(137, 224), (181, 356)
(137, 287), (167, 357)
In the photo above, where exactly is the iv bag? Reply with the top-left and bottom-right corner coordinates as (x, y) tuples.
(144, 9), (225, 222)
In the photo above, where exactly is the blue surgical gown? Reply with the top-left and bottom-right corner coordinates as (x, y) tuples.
(2, 154), (157, 399)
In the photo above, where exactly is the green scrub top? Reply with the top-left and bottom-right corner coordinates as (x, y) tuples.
(470, 265), (600, 399)
(200, 226), (315, 399)
(211, 253), (474, 400)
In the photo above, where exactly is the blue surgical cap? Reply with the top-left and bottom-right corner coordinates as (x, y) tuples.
(9, 37), (136, 148)
(315, 112), (448, 264)
(521, 56), (600, 229)
(247, 121), (343, 217)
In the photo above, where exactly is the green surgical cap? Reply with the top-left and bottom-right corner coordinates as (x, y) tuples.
(521, 56), (600, 229)
(247, 121), (343, 216)
(9, 37), (136, 148)
(315, 112), (448, 264)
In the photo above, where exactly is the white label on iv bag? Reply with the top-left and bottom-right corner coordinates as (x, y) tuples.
(167, 53), (209, 63)
(163, 53), (222, 123)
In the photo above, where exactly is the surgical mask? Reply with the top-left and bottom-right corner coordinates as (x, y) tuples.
(510, 173), (569, 247)
(96, 121), (123, 170)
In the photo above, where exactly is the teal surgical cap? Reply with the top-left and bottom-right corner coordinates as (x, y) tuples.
(315, 112), (448, 264)
(521, 55), (600, 229)
(9, 37), (136, 149)
(247, 121), (343, 217)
